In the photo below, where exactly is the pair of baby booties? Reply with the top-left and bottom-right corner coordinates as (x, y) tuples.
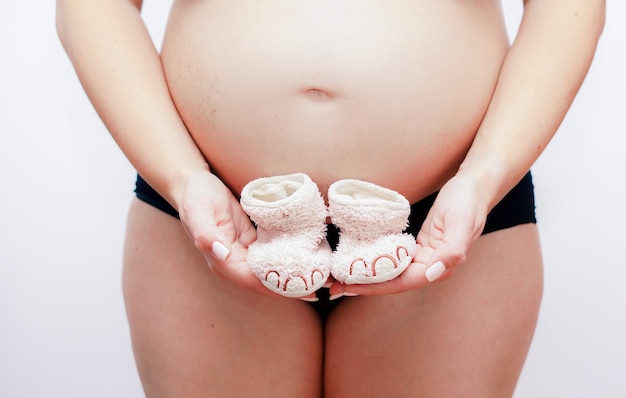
(240, 173), (418, 298)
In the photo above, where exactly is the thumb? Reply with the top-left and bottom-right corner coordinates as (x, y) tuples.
(424, 223), (473, 282)
(180, 204), (232, 262)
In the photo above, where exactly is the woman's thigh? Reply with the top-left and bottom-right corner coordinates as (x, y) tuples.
(122, 199), (323, 398)
(324, 223), (543, 398)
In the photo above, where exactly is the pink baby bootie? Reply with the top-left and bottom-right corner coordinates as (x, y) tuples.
(328, 179), (418, 284)
(240, 173), (332, 297)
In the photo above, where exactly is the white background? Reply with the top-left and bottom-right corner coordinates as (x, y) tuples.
(1, 2), (624, 397)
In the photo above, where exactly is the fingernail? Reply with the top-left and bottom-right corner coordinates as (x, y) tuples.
(425, 261), (446, 282)
(329, 292), (344, 301)
(300, 297), (319, 303)
(343, 292), (359, 297)
(212, 241), (230, 261)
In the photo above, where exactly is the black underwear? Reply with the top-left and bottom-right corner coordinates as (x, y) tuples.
(135, 172), (537, 321)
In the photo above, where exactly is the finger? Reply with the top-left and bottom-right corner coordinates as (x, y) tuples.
(206, 245), (320, 300)
(182, 203), (233, 261)
(207, 254), (281, 298)
(423, 224), (472, 282)
(299, 293), (320, 303)
(424, 260), (448, 282)
(416, 212), (443, 248)
(339, 261), (430, 296)
(232, 205), (257, 247)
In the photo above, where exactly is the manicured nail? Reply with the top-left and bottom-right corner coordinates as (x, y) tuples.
(425, 261), (446, 282)
(300, 297), (319, 303)
(212, 241), (230, 261)
(329, 292), (344, 301)
(343, 292), (359, 297)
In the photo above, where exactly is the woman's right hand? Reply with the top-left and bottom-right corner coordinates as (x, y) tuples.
(177, 170), (271, 295)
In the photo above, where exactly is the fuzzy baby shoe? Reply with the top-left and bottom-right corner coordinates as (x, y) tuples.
(240, 173), (332, 297)
(328, 179), (418, 284)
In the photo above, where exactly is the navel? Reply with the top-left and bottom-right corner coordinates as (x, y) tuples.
(302, 88), (335, 101)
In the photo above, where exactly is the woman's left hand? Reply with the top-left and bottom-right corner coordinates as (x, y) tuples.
(332, 171), (490, 296)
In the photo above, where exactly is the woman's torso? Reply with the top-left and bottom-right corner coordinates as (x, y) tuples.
(161, 0), (509, 201)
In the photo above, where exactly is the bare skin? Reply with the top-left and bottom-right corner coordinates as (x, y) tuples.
(56, 0), (605, 396)
(124, 199), (542, 397)
(324, 224), (543, 397)
(123, 199), (324, 397)
(161, 0), (509, 199)
(127, 1), (536, 395)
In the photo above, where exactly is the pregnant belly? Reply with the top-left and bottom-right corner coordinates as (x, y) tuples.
(161, 0), (509, 200)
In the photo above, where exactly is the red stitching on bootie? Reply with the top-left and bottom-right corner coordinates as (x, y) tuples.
(371, 254), (398, 277)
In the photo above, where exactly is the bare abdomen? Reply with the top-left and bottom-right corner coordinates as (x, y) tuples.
(161, 0), (509, 200)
